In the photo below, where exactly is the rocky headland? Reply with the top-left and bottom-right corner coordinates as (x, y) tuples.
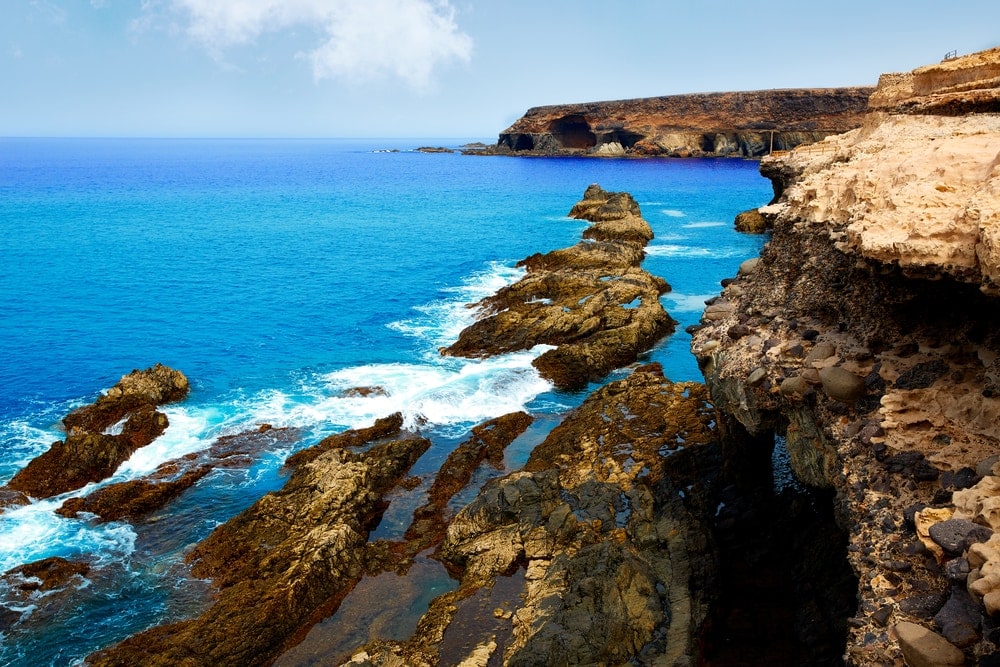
(442, 184), (675, 390)
(482, 87), (874, 158)
(693, 46), (1000, 664)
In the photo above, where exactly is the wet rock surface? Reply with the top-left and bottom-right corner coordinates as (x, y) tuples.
(4, 364), (189, 499)
(442, 185), (675, 390)
(88, 425), (430, 667)
(55, 425), (300, 522)
(348, 364), (723, 666)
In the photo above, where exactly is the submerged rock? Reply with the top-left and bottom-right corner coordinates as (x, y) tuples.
(442, 185), (674, 390)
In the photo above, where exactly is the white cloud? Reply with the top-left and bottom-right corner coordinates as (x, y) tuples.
(163, 0), (473, 88)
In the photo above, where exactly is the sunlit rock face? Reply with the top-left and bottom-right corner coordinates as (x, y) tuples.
(489, 87), (874, 158)
(693, 47), (1000, 665)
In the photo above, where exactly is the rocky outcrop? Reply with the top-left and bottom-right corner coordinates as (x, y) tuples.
(442, 185), (675, 390)
(692, 47), (1000, 664)
(484, 87), (873, 158)
(350, 364), (722, 666)
(3, 365), (188, 500)
(403, 412), (533, 552)
(54, 425), (300, 522)
(88, 425), (429, 667)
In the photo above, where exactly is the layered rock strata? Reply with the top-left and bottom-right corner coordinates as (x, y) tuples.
(350, 364), (721, 666)
(442, 184), (675, 390)
(486, 87), (873, 158)
(3, 364), (189, 500)
(692, 47), (1000, 664)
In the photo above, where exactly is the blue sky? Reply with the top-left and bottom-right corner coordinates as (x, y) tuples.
(3, 0), (998, 138)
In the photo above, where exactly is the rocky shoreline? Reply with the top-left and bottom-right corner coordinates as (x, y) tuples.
(5, 48), (1000, 665)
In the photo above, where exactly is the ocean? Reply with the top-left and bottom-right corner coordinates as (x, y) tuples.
(0, 138), (770, 665)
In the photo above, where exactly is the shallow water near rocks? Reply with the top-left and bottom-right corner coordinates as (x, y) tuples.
(0, 138), (769, 664)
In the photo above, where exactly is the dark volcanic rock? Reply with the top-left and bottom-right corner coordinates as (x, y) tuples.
(56, 465), (212, 522)
(284, 412), (404, 467)
(56, 425), (300, 523)
(63, 363), (189, 433)
(6, 410), (169, 499)
(88, 429), (430, 667)
(928, 519), (993, 556)
(4, 365), (188, 500)
(442, 185), (674, 391)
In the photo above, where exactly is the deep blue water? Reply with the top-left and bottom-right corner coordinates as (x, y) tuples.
(0, 138), (770, 665)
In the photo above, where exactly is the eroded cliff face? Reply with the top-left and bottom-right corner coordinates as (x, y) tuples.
(694, 47), (1000, 664)
(488, 87), (873, 158)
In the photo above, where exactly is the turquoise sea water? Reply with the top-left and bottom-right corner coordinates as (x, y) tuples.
(0, 138), (770, 665)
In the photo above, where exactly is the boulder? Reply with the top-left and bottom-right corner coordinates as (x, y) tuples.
(734, 209), (768, 233)
(894, 621), (965, 667)
(818, 366), (866, 402)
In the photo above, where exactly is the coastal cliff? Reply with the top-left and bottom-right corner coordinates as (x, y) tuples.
(486, 87), (874, 158)
(693, 46), (1000, 664)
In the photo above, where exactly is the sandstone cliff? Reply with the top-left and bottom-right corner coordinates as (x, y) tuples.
(486, 87), (874, 158)
(693, 46), (1000, 665)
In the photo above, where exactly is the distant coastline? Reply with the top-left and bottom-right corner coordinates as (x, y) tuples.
(474, 87), (874, 158)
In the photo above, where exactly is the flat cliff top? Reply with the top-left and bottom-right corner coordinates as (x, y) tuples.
(763, 47), (1000, 293)
(502, 87), (875, 134)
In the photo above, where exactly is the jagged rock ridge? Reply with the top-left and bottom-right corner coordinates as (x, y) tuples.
(442, 184), (675, 390)
(485, 87), (874, 158)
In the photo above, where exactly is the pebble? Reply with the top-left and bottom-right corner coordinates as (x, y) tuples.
(977, 454), (1000, 478)
(780, 376), (811, 397)
(944, 557), (971, 583)
(804, 341), (836, 364)
(898, 592), (947, 619)
(747, 367), (767, 385)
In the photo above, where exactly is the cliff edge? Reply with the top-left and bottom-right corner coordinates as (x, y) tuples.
(694, 46), (1000, 664)
(486, 87), (874, 158)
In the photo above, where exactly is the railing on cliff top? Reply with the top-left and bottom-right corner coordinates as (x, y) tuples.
(943, 49), (959, 61)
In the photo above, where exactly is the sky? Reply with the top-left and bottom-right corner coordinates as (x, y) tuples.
(2, 0), (999, 139)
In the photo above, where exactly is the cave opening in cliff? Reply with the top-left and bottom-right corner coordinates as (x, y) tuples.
(512, 134), (534, 151)
(548, 115), (597, 150)
(701, 430), (859, 666)
(601, 129), (646, 150)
